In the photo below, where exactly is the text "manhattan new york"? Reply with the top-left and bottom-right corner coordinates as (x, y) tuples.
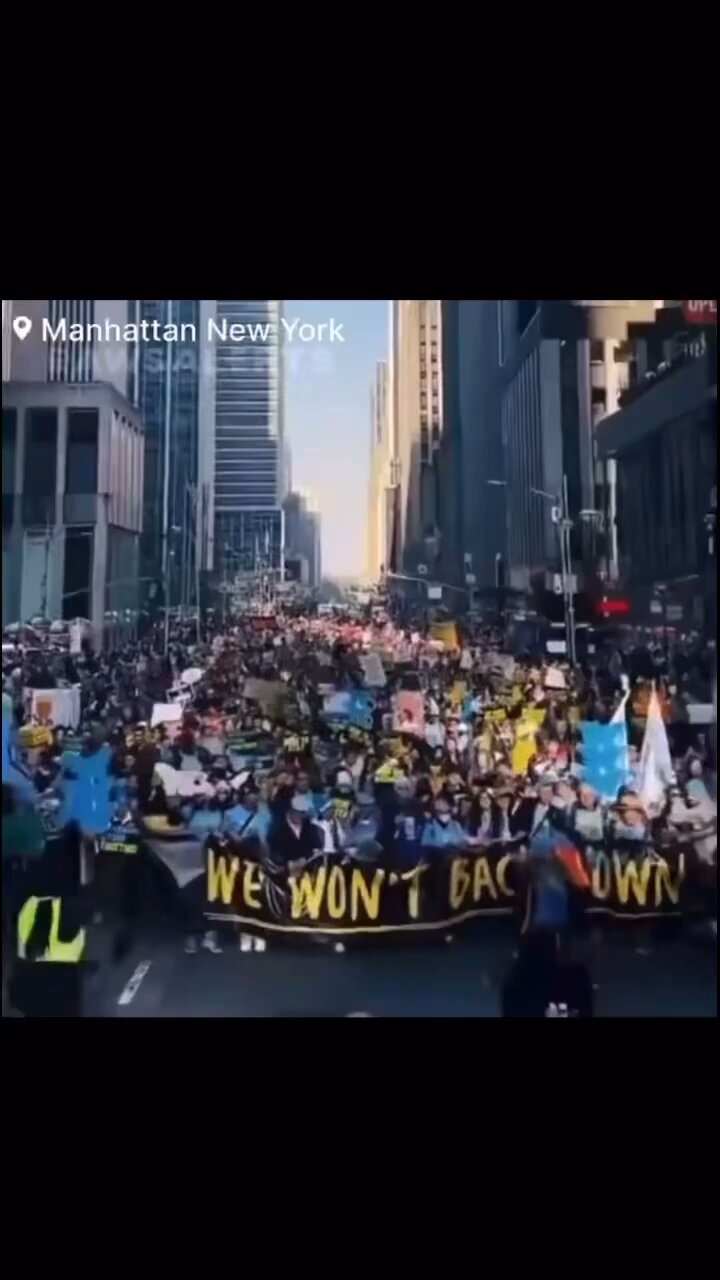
(40, 316), (346, 345)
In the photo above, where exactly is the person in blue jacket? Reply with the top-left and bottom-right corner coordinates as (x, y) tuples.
(421, 793), (467, 852)
(224, 780), (272, 843)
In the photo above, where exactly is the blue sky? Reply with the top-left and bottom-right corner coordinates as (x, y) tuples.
(284, 300), (388, 577)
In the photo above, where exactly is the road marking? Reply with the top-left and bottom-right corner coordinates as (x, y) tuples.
(117, 961), (152, 1007)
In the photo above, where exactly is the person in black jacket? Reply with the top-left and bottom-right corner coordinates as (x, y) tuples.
(266, 793), (324, 872)
(501, 929), (594, 1018)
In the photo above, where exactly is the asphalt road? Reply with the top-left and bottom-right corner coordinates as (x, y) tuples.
(82, 922), (717, 1018)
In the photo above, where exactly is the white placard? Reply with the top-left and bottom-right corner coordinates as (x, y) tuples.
(151, 702), (183, 729)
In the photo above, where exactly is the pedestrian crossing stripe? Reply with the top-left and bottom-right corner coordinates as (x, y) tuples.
(117, 961), (152, 1006)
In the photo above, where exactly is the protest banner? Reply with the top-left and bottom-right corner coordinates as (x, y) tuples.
(204, 844), (688, 937)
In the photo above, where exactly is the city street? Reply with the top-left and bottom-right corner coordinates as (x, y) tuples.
(84, 924), (717, 1018)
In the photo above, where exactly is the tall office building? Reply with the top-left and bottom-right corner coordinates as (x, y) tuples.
(434, 301), (663, 614)
(392, 300), (444, 574)
(198, 300), (284, 578)
(366, 360), (392, 581)
(596, 302), (716, 632)
(2, 300), (144, 639)
(136, 300), (200, 608)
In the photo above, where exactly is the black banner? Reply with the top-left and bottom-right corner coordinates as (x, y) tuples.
(204, 846), (687, 937)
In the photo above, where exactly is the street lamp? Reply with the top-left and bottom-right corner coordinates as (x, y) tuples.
(486, 476), (579, 664)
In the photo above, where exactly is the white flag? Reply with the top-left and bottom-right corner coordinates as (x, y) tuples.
(611, 691), (630, 725)
(639, 688), (673, 813)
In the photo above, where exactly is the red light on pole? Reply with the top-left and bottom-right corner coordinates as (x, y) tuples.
(598, 597), (630, 617)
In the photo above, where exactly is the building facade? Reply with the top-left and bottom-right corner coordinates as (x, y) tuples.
(198, 300), (285, 578)
(2, 382), (144, 641)
(284, 489), (322, 588)
(136, 300), (200, 611)
(366, 360), (392, 581)
(392, 300), (444, 575)
(596, 306), (717, 635)
(9, 300), (138, 401)
(434, 300), (507, 609)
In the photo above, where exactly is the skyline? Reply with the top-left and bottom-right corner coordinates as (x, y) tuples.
(284, 299), (388, 578)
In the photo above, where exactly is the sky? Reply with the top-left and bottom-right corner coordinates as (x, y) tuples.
(284, 300), (388, 578)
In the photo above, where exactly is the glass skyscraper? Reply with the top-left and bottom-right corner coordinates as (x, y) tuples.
(198, 300), (284, 577)
(137, 299), (200, 605)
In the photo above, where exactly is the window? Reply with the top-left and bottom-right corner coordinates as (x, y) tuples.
(497, 301), (505, 366)
(65, 409), (99, 494)
(590, 340), (605, 364)
(2, 408), (16, 495)
(517, 300), (538, 335)
(24, 409), (57, 497)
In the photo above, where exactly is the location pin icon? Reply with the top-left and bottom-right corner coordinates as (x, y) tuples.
(13, 315), (33, 341)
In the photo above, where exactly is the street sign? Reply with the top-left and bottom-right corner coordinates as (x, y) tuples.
(666, 603), (683, 622)
(650, 599), (663, 615)
(465, 573), (476, 586)
(683, 300), (716, 325)
(427, 585), (442, 601)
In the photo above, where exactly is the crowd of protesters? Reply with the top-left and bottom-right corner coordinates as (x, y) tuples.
(2, 607), (717, 1015)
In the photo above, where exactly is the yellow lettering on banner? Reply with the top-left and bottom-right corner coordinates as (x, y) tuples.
(592, 852), (612, 900)
(495, 855), (515, 898)
(207, 851), (240, 905)
(327, 865), (347, 919)
(654, 854), (685, 907)
(450, 858), (472, 911)
(612, 854), (652, 907)
(242, 861), (263, 911)
(351, 868), (385, 921)
(406, 864), (428, 919)
(289, 866), (328, 920)
(473, 856), (498, 902)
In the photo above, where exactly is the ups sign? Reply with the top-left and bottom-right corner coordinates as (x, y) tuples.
(683, 300), (717, 324)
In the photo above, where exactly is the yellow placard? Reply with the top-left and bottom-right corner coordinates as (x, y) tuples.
(511, 719), (539, 775)
(450, 680), (467, 706)
(430, 621), (459, 651)
(525, 707), (547, 727)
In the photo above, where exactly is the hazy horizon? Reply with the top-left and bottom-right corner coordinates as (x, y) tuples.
(284, 300), (388, 577)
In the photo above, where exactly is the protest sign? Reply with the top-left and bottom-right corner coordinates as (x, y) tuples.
(392, 690), (425, 737)
(151, 703), (184, 734)
(361, 653), (387, 687)
(430, 621), (459, 651)
(25, 687), (81, 729)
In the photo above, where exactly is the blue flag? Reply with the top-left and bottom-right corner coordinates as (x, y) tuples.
(579, 721), (630, 800)
(58, 744), (114, 835)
